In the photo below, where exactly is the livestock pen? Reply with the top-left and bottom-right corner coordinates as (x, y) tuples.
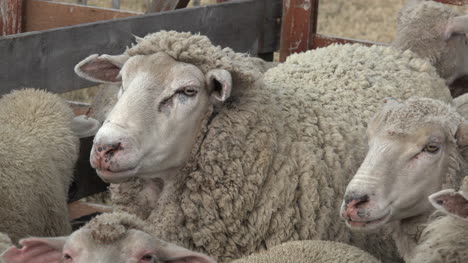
(0, 0), (467, 221)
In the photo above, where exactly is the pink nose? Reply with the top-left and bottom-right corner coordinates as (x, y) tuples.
(92, 143), (124, 170)
(342, 195), (370, 221)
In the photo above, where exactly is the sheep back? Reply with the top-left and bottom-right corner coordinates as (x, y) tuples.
(0, 89), (78, 243)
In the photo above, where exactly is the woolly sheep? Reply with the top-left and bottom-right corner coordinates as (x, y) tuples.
(392, 0), (468, 85)
(71, 30), (452, 262)
(1, 212), (216, 263)
(341, 97), (468, 262)
(0, 212), (379, 263)
(0, 89), (99, 244)
(409, 176), (468, 263)
(231, 240), (381, 263)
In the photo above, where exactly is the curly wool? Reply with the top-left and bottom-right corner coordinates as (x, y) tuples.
(0, 89), (78, 243)
(231, 240), (381, 263)
(112, 42), (451, 262)
(85, 212), (149, 244)
(126, 31), (263, 94)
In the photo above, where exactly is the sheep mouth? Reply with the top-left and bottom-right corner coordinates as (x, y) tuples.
(344, 210), (391, 230)
(96, 165), (140, 183)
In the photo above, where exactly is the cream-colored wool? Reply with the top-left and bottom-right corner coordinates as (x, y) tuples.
(0, 89), (79, 243)
(411, 214), (468, 263)
(104, 31), (452, 263)
(231, 240), (381, 263)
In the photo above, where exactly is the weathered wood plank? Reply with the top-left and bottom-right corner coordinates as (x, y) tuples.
(434, 0), (468, 6)
(0, 0), (24, 36)
(257, 0), (282, 58)
(279, 0), (318, 62)
(25, 0), (141, 32)
(0, 0), (271, 96)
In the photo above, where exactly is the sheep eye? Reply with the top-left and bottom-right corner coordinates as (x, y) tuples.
(141, 254), (154, 262)
(423, 144), (440, 153)
(180, 87), (198, 97)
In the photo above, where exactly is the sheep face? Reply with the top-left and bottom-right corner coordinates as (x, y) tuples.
(74, 52), (232, 183)
(393, 0), (468, 84)
(1, 228), (215, 263)
(341, 97), (468, 230)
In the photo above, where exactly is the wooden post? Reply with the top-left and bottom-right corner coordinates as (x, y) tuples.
(0, 0), (24, 36)
(111, 0), (120, 9)
(279, 0), (318, 62)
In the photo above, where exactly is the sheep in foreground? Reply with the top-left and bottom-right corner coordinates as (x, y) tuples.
(72, 29), (453, 262)
(0, 212), (379, 263)
(0, 89), (99, 244)
(410, 177), (468, 263)
(1, 212), (216, 263)
(231, 240), (381, 263)
(341, 97), (468, 262)
(392, 0), (468, 85)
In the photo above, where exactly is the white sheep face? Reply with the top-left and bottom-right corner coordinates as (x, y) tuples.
(1, 229), (215, 263)
(74, 52), (232, 183)
(341, 98), (468, 230)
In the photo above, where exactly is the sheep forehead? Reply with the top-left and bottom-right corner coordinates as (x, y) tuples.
(370, 98), (459, 137)
(121, 52), (205, 87)
(85, 213), (149, 245)
(399, 1), (457, 28)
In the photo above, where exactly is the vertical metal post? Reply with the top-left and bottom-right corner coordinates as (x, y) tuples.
(0, 0), (24, 36)
(279, 0), (319, 62)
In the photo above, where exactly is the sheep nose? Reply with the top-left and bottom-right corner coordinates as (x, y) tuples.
(91, 142), (123, 170)
(342, 194), (370, 220)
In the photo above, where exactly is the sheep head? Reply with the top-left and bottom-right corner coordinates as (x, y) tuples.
(341, 97), (468, 230)
(0, 213), (216, 263)
(393, 0), (468, 84)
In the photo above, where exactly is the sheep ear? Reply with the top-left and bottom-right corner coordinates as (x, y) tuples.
(455, 121), (468, 161)
(444, 15), (468, 40)
(453, 93), (468, 118)
(156, 241), (217, 263)
(206, 69), (232, 104)
(429, 189), (468, 221)
(1, 237), (67, 263)
(71, 115), (101, 138)
(74, 54), (129, 84)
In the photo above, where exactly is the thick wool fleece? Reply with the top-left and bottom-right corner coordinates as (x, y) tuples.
(392, 0), (459, 80)
(85, 212), (149, 244)
(111, 32), (451, 263)
(0, 89), (78, 243)
(231, 240), (381, 263)
(410, 213), (468, 263)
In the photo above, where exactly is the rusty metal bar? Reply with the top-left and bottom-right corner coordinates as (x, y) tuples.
(0, 0), (24, 36)
(434, 0), (468, 6)
(279, 0), (318, 62)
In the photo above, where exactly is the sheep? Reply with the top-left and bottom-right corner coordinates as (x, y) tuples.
(1, 212), (217, 263)
(0, 88), (99, 244)
(231, 240), (382, 263)
(0, 212), (380, 263)
(409, 176), (468, 263)
(392, 0), (468, 85)
(71, 29), (454, 262)
(341, 96), (468, 262)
